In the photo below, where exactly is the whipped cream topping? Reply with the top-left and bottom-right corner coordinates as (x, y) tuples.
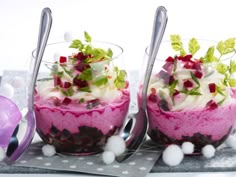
(36, 63), (123, 103)
(148, 59), (233, 111)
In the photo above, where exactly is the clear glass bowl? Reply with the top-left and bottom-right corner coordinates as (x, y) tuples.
(33, 41), (130, 155)
(138, 38), (236, 152)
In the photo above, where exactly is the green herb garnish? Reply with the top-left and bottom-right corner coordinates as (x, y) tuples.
(93, 75), (108, 86)
(114, 67), (127, 89)
(189, 38), (200, 56)
(78, 68), (93, 81)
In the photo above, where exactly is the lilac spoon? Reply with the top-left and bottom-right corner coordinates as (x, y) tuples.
(4, 7), (52, 164)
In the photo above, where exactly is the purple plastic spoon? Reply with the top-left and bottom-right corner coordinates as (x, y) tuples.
(0, 96), (22, 149)
(4, 7), (52, 164)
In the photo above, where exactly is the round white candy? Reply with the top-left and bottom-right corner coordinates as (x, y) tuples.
(0, 147), (6, 161)
(225, 135), (236, 149)
(181, 142), (194, 154)
(202, 144), (215, 159)
(0, 83), (15, 99)
(162, 144), (184, 166)
(102, 151), (115, 164)
(105, 135), (126, 156)
(42, 144), (56, 157)
(64, 31), (73, 42)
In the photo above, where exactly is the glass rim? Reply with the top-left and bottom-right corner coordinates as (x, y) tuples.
(32, 40), (124, 65)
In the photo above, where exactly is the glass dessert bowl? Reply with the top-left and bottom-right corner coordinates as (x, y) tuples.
(33, 32), (130, 155)
(138, 36), (236, 152)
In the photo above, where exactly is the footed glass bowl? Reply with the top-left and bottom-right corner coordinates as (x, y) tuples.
(33, 38), (130, 155)
(138, 37), (236, 152)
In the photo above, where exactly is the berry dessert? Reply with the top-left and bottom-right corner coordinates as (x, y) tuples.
(34, 32), (130, 155)
(139, 35), (236, 152)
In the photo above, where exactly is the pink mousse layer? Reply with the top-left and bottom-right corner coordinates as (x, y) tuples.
(34, 90), (130, 135)
(146, 99), (236, 140)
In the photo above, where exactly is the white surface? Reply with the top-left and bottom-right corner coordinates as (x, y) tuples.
(1, 0), (236, 176)
(1, 0), (236, 71)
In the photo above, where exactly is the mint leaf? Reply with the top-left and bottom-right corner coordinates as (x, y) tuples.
(216, 63), (228, 74)
(190, 71), (200, 86)
(189, 38), (200, 56)
(216, 85), (225, 96)
(201, 46), (218, 63)
(70, 39), (84, 50)
(79, 98), (85, 103)
(217, 38), (236, 56)
(84, 31), (92, 43)
(79, 86), (91, 92)
(170, 35), (186, 56)
(229, 60), (236, 74)
(78, 68), (93, 81)
(169, 80), (178, 96)
(229, 78), (236, 87)
(93, 75), (108, 86)
(107, 48), (113, 58)
(114, 67), (127, 89)
(181, 87), (201, 95)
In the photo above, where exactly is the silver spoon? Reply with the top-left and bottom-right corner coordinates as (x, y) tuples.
(116, 6), (168, 162)
(5, 7), (52, 163)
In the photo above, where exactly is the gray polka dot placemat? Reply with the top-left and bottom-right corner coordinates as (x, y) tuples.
(10, 141), (161, 177)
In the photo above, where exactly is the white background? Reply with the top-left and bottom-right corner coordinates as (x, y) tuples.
(1, 0), (236, 71)
(1, 0), (236, 176)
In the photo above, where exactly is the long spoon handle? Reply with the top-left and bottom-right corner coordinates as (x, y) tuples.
(28, 7), (52, 111)
(141, 6), (168, 109)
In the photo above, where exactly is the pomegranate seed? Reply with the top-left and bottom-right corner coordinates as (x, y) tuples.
(178, 54), (192, 61)
(168, 75), (175, 85)
(194, 70), (203, 78)
(77, 52), (87, 61)
(184, 80), (193, 88)
(184, 54), (192, 61)
(74, 62), (90, 72)
(59, 56), (67, 63)
(165, 56), (175, 63)
(208, 83), (216, 93)
(87, 54), (93, 58)
(192, 62), (201, 70)
(173, 90), (180, 96)
(62, 97), (72, 105)
(148, 94), (157, 102)
(53, 76), (62, 87)
(73, 76), (88, 88)
(206, 100), (218, 110)
(184, 61), (194, 69)
(64, 82), (72, 89)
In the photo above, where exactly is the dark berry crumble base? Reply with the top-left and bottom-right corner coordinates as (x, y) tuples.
(37, 125), (119, 155)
